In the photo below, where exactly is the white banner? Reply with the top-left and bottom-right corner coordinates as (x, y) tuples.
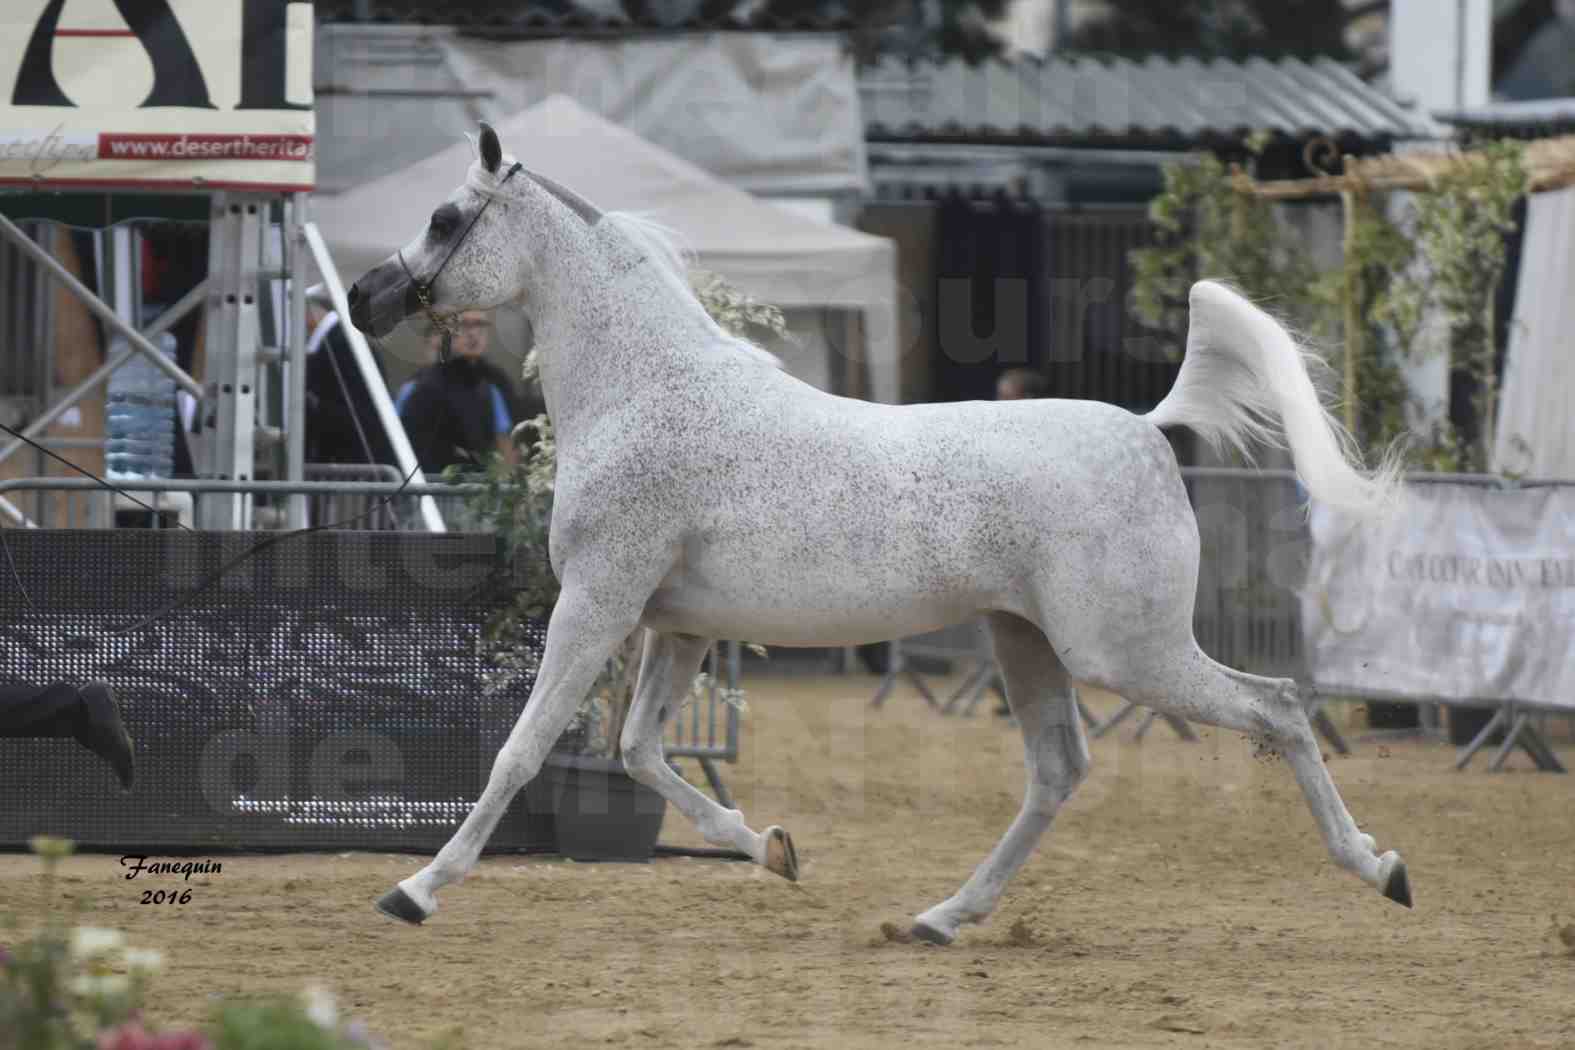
(1302, 484), (1575, 710)
(1, 0), (314, 192)
(313, 26), (865, 197)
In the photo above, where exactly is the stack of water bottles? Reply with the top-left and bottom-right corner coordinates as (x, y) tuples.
(105, 332), (179, 482)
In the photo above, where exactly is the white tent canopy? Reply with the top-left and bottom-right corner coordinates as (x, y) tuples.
(312, 94), (901, 402)
(1493, 185), (1575, 478)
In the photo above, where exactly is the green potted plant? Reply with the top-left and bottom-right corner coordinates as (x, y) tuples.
(453, 269), (780, 862)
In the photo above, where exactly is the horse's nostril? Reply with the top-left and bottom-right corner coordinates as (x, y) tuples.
(346, 283), (362, 309)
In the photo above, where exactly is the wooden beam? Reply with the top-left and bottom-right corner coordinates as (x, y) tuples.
(1232, 134), (1575, 201)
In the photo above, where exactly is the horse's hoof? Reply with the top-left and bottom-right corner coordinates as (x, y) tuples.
(1378, 852), (1412, 909)
(375, 886), (428, 925)
(910, 921), (954, 946)
(763, 826), (799, 882)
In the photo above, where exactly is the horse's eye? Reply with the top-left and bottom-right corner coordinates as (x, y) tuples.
(429, 206), (458, 238)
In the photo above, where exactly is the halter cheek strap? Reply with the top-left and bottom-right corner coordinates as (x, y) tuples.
(398, 160), (524, 362)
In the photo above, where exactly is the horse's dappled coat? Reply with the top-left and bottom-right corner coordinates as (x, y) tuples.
(348, 122), (1412, 941)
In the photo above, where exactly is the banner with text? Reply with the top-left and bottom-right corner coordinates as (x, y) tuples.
(1302, 483), (1575, 710)
(1, 0), (314, 192)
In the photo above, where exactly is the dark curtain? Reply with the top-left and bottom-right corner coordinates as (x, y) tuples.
(929, 189), (1045, 403)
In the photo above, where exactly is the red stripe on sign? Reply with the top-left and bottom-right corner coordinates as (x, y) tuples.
(56, 29), (137, 37)
(0, 175), (315, 192)
(99, 133), (315, 162)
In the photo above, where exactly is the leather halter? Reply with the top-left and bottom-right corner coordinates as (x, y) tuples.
(398, 160), (524, 362)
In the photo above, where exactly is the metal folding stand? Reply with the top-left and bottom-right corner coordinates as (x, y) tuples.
(869, 639), (942, 711)
(1306, 698), (1351, 756)
(943, 633), (1007, 715)
(1454, 701), (1566, 773)
(943, 645), (1099, 729)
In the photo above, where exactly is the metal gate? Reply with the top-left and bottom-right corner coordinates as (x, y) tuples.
(1042, 206), (1180, 413)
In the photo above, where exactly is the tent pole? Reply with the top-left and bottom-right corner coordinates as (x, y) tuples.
(301, 221), (445, 533)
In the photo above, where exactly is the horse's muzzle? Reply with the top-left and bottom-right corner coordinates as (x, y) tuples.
(347, 261), (423, 338)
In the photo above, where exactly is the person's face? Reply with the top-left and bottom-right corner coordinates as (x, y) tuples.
(430, 311), (492, 360)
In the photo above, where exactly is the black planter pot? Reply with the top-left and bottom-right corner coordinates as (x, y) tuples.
(536, 753), (666, 862)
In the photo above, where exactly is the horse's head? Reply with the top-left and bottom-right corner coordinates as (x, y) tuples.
(347, 122), (602, 339)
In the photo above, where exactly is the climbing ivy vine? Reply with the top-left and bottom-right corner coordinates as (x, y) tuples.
(1130, 137), (1529, 474)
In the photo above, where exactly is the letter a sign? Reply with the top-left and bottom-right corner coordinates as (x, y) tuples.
(1, 0), (314, 191)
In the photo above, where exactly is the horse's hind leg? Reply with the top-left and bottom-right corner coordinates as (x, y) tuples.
(911, 611), (1089, 946)
(1095, 643), (1410, 908)
(620, 631), (798, 880)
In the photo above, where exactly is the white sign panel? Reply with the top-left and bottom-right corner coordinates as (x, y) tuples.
(1, 0), (314, 192)
(1302, 484), (1575, 710)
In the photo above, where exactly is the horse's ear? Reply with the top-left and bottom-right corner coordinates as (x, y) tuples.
(478, 121), (502, 174)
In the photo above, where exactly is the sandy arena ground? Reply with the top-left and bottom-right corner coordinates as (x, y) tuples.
(5, 673), (1575, 1049)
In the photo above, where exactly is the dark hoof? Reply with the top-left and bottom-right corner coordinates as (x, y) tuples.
(1382, 861), (1413, 909)
(374, 886), (427, 925)
(910, 921), (953, 946)
(764, 826), (798, 883)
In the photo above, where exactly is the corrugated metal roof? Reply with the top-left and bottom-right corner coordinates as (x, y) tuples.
(860, 55), (1438, 149)
(1435, 98), (1575, 136)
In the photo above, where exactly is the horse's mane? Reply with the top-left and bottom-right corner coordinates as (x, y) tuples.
(596, 212), (786, 373)
(467, 162), (784, 373)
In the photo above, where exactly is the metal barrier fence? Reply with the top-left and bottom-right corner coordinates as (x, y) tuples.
(876, 468), (1574, 760)
(0, 476), (740, 780)
(874, 467), (1311, 708)
(0, 468), (472, 532)
(1183, 467), (1311, 680)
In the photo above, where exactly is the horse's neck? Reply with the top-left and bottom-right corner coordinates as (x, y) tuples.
(532, 229), (719, 449)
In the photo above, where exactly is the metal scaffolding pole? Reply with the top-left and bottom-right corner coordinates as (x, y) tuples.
(0, 214), (202, 399)
(286, 193), (309, 529)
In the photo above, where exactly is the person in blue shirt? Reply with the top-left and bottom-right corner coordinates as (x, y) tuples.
(395, 311), (520, 474)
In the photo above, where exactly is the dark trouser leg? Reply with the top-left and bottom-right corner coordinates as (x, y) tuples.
(0, 681), (135, 790)
(0, 681), (85, 739)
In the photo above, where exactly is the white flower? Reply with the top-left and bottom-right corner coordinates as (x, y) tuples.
(301, 982), (339, 1030)
(123, 948), (164, 975)
(69, 927), (126, 961)
(70, 974), (130, 998)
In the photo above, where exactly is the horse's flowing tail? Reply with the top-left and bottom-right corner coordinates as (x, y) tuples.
(1145, 280), (1402, 519)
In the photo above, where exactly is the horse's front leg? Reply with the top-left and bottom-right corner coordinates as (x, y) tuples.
(376, 583), (642, 924)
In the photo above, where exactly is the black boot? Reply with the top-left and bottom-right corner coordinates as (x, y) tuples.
(75, 683), (136, 791)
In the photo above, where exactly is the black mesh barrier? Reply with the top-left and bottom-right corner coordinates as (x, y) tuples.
(0, 529), (554, 853)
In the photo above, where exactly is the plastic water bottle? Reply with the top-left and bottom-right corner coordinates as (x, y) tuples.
(105, 332), (179, 480)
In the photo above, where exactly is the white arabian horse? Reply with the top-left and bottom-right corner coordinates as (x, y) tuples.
(348, 123), (1410, 942)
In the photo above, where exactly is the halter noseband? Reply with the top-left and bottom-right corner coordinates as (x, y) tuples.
(398, 160), (523, 362)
